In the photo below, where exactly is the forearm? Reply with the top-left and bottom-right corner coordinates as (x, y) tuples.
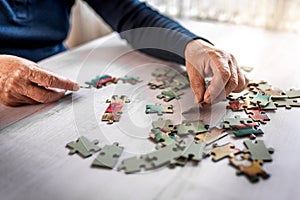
(85, 0), (212, 65)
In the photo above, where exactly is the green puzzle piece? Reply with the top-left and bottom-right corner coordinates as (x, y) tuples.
(174, 121), (208, 135)
(157, 90), (183, 102)
(66, 136), (101, 158)
(92, 142), (124, 169)
(243, 140), (274, 162)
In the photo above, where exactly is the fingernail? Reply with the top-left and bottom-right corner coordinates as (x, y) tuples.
(73, 83), (80, 91)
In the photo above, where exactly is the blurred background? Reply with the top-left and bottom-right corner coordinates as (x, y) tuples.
(66, 0), (300, 48)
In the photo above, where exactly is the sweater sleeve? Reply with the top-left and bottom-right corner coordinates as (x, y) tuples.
(84, 0), (212, 65)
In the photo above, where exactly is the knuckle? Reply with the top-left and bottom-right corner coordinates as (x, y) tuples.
(222, 70), (231, 80)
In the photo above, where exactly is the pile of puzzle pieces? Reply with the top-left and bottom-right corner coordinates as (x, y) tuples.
(66, 68), (300, 183)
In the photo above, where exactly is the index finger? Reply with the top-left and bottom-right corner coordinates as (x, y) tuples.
(204, 60), (230, 104)
(28, 67), (80, 91)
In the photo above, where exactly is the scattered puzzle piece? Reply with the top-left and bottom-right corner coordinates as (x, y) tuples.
(222, 115), (254, 129)
(285, 89), (300, 98)
(118, 156), (153, 174)
(106, 95), (130, 104)
(243, 140), (274, 162)
(260, 100), (277, 110)
(66, 136), (101, 158)
(248, 80), (267, 87)
(85, 74), (118, 88)
(101, 113), (121, 124)
(227, 90), (249, 100)
(157, 90), (183, 102)
(240, 66), (254, 72)
(274, 99), (300, 109)
(145, 104), (173, 115)
(152, 68), (170, 77)
(150, 128), (179, 146)
(233, 127), (264, 139)
(250, 92), (271, 107)
(245, 109), (270, 124)
(148, 79), (167, 89)
(152, 118), (174, 132)
(257, 83), (272, 92)
(102, 95), (130, 124)
(208, 143), (241, 162)
(118, 76), (142, 85)
(264, 89), (287, 99)
(195, 127), (228, 145)
(174, 121), (208, 135)
(180, 141), (206, 161)
(227, 100), (246, 111)
(92, 142), (124, 169)
(146, 143), (184, 168)
(230, 154), (270, 182)
(105, 103), (124, 114)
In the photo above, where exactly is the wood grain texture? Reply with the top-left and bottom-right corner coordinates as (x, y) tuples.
(1, 21), (300, 200)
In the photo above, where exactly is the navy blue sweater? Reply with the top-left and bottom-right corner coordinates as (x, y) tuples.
(0, 0), (211, 64)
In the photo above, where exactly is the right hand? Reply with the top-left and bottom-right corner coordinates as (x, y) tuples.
(0, 55), (80, 107)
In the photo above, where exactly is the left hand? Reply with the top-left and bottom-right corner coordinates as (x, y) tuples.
(185, 39), (249, 104)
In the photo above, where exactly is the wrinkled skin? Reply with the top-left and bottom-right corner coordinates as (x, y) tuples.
(0, 55), (79, 106)
(185, 39), (249, 104)
(0, 40), (247, 107)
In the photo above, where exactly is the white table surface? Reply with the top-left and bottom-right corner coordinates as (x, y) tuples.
(1, 20), (300, 200)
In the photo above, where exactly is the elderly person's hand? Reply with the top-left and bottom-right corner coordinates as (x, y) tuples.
(0, 55), (79, 106)
(185, 39), (248, 104)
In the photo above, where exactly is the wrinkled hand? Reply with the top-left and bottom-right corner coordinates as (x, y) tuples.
(0, 55), (80, 106)
(185, 39), (248, 104)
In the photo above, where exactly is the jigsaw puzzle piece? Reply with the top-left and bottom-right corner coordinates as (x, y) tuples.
(118, 76), (142, 85)
(227, 90), (249, 100)
(146, 143), (184, 168)
(195, 127), (228, 145)
(150, 128), (180, 146)
(157, 90), (184, 102)
(227, 100), (246, 111)
(105, 102), (124, 114)
(106, 95), (130, 104)
(145, 104), (173, 116)
(180, 141), (206, 161)
(174, 120), (208, 135)
(264, 89), (287, 99)
(101, 113), (121, 124)
(92, 142), (124, 169)
(152, 68), (170, 77)
(286, 89), (300, 98)
(208, 142), (241, 162)
(168, 77), (189, 91)
(274, 99), (300, 109)
(243, 140), (274, 162)
(148, 79), (167, 89)
(152, 118), (174, 132)
(250, 92), (271, 107)
(85, 74), (114, 88)
(233, 127), (264, 139)
(230, 154), (270, 182)
(257, 83), (272, 92)
(66, 136), (101, 158)
(260, 100), (277, 110)
(117, 156), (153, 174)
(245, 109), (270, 124)
(222, 115), (254, 129)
